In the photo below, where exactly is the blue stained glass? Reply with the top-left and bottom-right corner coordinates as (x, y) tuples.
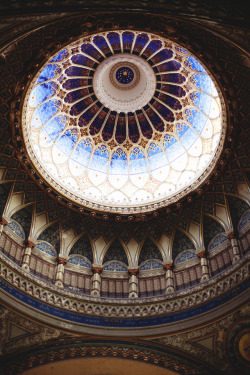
(133, 33), (149, 52)
(122, 31), (134, 50)
(81, 43), (101, 59)
(70, 139), (92, 166)
(63, 78), (88, 90)
(163, 134), (177, 148)
(148, 151), (166, 171)
(40, 116), (66, 141)
(71, 54), (95, 67)
(50, 48), (69, 62)
(55, 131), (77, 156)
(185, 108), (208, 134)
(34, 100), (61, 125)
(94, 145), (109, 158)
(36, 241), (56, 256)
(129, 148), (148, 174)
(179, 127), (198, 149)
(107, 32), (121, 51)
(111, 148), (127, 160)
(30, 81), (58, 106)
(191, 74), (217, 96)
(191, 92), (217, 117)
(65, 66), (91, 77)
(110, 149), (128, 174)
(181, 128), (198, 150)
(158, 60), (181, 72)
(175, 123), (189, 139)
(93, 35), (112, 55)
(130, 147), (146, 160)
(143, 39), (162, 57)
(147, 142), (163, 157)
(184, 56), (206, 73)
(151, 49), (173, 63)
(36, 64), (61, 83)
(90, 153), (109, 173)
(165, 140), (185, 162)
(68, 255), (91, 268)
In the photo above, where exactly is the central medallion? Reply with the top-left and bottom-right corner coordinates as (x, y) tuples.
(93, 54), (155, 113)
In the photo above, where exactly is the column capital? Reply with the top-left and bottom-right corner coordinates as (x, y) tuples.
(92, 265), (102, 274)
(57, 257), (67, 265)
(227, 232), (236, 240)
(0, 217), (8, 226)
(128, 268), (139, 276)
(26, 240), (36, 248)
(163, 263), (173, 271)
(197, 251), (206, 259)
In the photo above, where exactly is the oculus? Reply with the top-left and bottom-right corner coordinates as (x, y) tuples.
(22, 30), (226, 214)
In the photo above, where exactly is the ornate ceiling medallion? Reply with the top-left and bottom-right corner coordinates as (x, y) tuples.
(22, 30), (226, 214)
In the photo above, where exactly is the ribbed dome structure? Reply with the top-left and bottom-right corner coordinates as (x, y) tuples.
(22, 31), (225, 213)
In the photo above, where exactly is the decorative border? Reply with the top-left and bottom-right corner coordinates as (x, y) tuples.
(0, 250), (248, 332)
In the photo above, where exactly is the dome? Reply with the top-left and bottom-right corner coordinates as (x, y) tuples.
(22, 30), (226, 214)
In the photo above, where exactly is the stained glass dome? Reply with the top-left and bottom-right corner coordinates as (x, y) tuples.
(22, 30), (226, 214)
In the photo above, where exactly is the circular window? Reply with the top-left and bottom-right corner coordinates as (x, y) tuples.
(22, 30), (226, 214)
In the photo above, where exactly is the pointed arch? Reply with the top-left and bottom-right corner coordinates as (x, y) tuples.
(102, 238), (128, 266)
(171, 229), (196, 262)
(10, 203), (34, 240)
(37, 221), (61, 255)
(68, 233), (93, 263)
(226, 195), (250, 233)
(138, 237), (163, 266)
(0, 182), (12, 216)
(203, 214), (225, 250)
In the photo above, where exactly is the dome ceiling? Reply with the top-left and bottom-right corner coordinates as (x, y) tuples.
(22, 30), (225, 213)
(0, 9), (248, 340)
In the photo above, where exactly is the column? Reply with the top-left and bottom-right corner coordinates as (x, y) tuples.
(164, 264), (175, 294)
(91, 266), (102, 297)
(128, 268), (139, 298)
(21, 240), (35, 271)
(197, 251), (209, 282)
(55, 256), (67, 288)
(0, 218), (8, 236)
(227, 232), (241, 264)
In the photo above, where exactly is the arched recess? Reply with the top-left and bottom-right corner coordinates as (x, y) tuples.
(138, 237), (163, 266)
(203, 214), (226, 250)
(171, 229), (196, 263)
(102, 238), (128, 266)
(226, 195), (250, 234)
(36, 221), (61, 255)
(67, 233), (93, 263)
(9, 204), (34, 240)
(0, 182), (12, 216)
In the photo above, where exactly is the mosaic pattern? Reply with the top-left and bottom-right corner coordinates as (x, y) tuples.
(175, 250), (196, 264)
(103, 261), (127, 271)
(36, 241), (56, 256)
(208, 234), (228, 251)
(140, 259), (163, 270)
(239, 210), (250, 231)
(7, 221), (25, 240)
(22, 30), (225, 213)
(68, 255), (91, 268)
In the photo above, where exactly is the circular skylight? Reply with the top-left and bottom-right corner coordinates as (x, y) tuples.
(22, 30), (226, 214)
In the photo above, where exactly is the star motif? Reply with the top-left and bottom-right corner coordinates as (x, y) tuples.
(176, 112), (183, 121)
(182, 98), (190, 107)
(165, 124), (174, 132)
(123, 141), (133, 150)
(108, 140), (117, 149)
(80, 128), (89, 137)
(153, 133), (162, 141)
(93, 136), (102, 145)
(139, 139), (148, 148)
